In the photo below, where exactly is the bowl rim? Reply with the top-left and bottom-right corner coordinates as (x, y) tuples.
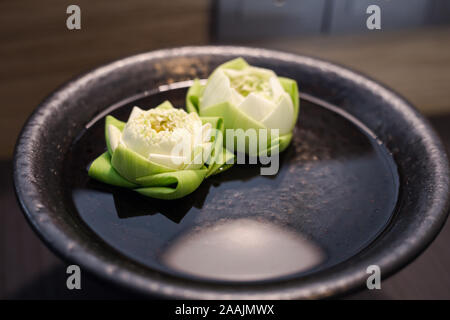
(13, 45), (450, 299)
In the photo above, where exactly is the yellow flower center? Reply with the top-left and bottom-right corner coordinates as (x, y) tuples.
(224, 67), (275, 100)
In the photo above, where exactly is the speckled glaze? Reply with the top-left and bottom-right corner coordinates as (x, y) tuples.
(13, 46), (450, 299)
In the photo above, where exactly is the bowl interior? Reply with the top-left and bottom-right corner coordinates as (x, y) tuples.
(66, 85), (399, 282)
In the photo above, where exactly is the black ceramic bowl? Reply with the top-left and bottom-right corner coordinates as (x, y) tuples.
(14, 46), (450, 299)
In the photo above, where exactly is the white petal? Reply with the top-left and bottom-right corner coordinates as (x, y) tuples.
(238, 93), (276, 122)
(261, 93), (295, 135)
(201, 123), (212, 143)
(121, 125), (151, 158)
(201, 69), (238, 111)
(121, 106), (205, 164)
(230, 88), (245, 106)
(269, 76), (285, 100)
(148, 153), (186, 170)
(152, 131), (187, 156)
(128, 106), (145, 122)
(247, 66), (276, 79)
(107, 124), (122, 153)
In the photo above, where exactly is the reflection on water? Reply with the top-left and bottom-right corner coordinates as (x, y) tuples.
(162, 219), (324, 281)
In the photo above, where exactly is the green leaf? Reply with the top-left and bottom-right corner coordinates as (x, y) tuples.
(111, 144), (175, 183)
(88, 152), (137, 188)
(135, 169), (207, 200)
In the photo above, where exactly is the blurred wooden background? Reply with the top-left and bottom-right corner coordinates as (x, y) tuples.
(1, 1), (450, 159)
(0, 0), (210, 159)
(253, 26), (450, 116)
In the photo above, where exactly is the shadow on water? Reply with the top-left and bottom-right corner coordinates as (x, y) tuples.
(83, 142), (296, 225)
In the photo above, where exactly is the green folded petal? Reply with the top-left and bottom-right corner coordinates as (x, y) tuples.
(279, 77), (300, 124)
(198, 114), (235, 175)
(207, 147), (235, 177)
(200, 116), (224, 134)
(105, 115), (125, 155)
(183, 143), (211, 170)
(135, 169), (207, 200)
(200, 101), (265, 132)
(200, 101), (286, 155)
(155, 100), (175, 110)
(276, 133), (293, 153)
(255, 133), (293, 157)
(111, 144), (175, 183)
(186, 79), (203, 113)
(219, 57), (249, 70)
(88, 152), (137, 188)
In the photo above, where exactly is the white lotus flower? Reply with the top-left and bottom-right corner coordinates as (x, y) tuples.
(88, 101), (234, 200)
(201, 60), (295, 135)
(109, 105), (212, 171)
(186, 58), (299, 154)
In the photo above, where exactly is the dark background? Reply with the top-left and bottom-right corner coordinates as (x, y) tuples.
(1, 0), (450, 299)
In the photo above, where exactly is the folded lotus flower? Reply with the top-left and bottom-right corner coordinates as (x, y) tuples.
(88, 101), (234, 200)
(186, 58), (299, 155)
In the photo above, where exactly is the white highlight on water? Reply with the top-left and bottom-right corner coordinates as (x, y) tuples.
(163, 218), (324, 281)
